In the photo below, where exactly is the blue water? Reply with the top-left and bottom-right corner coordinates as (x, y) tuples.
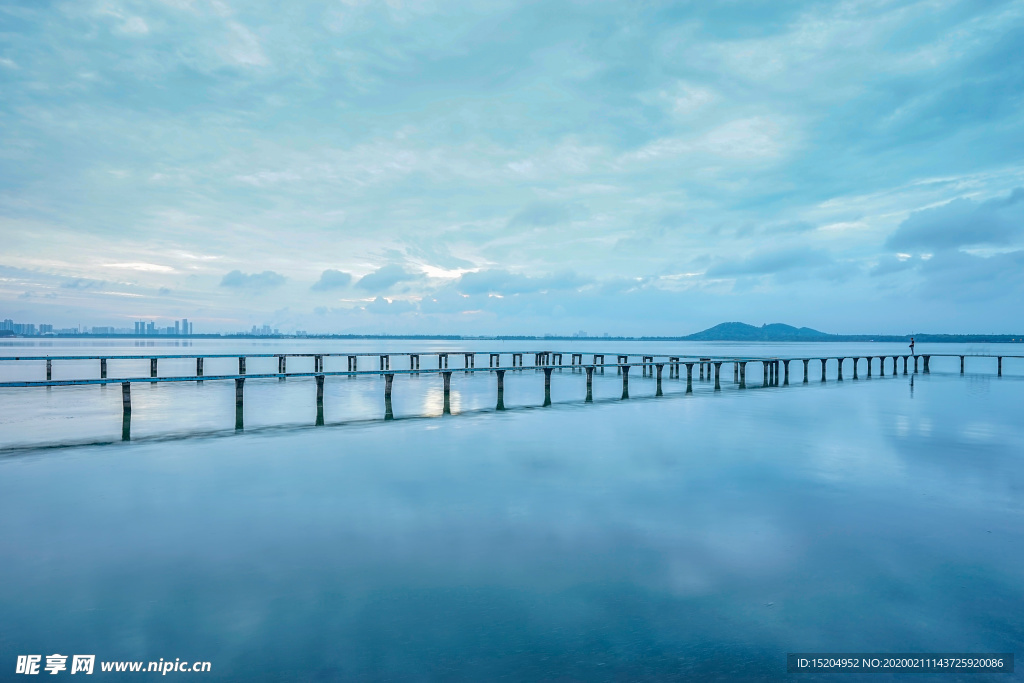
(1, 340), (1022, 680)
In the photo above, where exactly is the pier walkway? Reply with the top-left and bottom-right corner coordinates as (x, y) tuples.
(0, 351), (1016, 440)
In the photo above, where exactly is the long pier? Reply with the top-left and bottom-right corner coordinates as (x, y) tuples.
(0, 351), (1016, 441)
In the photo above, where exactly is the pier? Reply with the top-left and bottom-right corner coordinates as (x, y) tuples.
(0, 351), (1016, 441)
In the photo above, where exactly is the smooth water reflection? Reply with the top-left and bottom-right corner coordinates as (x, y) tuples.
(1, 370), (1023, 680)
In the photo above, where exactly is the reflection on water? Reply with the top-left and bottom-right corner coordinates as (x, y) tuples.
(1, 342), (1024, 680)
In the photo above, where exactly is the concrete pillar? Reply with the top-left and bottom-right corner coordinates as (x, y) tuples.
(239, 357), (246, 375)
(960, 356), (965, 374)
(100, 358), (107, 379)
(442, 371), (452, 414)
(783, 360), (790, 385)
(714, 362), (722, 391)
(701, 362), (706, 381)
(739, 362), (747, 389)
(490, 353), (500, 368)
(867, 357), (873, 377)
(914, 356), (918, 373)
(763, 361), (769, 387)
(852, 357), (859, 379)
(923, 355), (930, 373)
(685, 362), (694, 393)
(384, 373), (394, 420)
(620, 364), (630, 399)
(594, 354), (604, 373)
(670, 357), (680, 379)
(903, 356), (908, 375)
(197, 357), (204, 379)
(837, 358), (844, 381)
(656, 363), (664, 396)
(585, 366), (594, 403)
(802, 359), (809, 383)
(820, 358), (827, 382)
(235, 379), (245, 431)
(880, 356), (886, 377)
(46, 358), (52, 381)
(543, 367), (553, 406)
(316, 373), (325, 403)
(121, 381), (131, 413)
(998, 357), (1002, 376)
(464, 353), (474, 371)
(496, 369), (506, 410)
(150, 358), (158, 380)
(278, 356), (286, 374)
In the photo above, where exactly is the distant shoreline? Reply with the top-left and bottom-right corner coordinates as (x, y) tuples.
(2, 333), (1022, 343)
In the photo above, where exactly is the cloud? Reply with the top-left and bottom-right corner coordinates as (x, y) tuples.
(456, 269), (589, 295)
(707, 247), (833, 278)
(365, 296), (416, 315)
(220, 270), (286, 289)
(507, 202), (571, 229)
(311, 269), (352, 291)
(355, 265), (422, 292)
(60, 278), (107, 290)
(886, 188), (1024, 252)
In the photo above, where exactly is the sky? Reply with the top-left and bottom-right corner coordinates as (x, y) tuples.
(2, 0), (1024, 335)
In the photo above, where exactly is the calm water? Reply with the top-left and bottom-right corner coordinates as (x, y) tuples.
(1, 340), (1022, 680)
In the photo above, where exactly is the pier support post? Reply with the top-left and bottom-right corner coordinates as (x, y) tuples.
(880, 357), (887, 377)
(594, 354), (604, 373)
(100, 358), (107, 379)
(714, 362), (722, 391)
(620, 364), (630, 399)
(411, 354), (420, 371)
(465, 353), (475, 371)
(543, 367), (553, 406)
(669, 357), (680, 379)
(763, 361), (769, 387)
(852, 357), (859, 379)
(913, 356), (918, 373)
(837, 358), (844, 381)
(820, 358), (827, 382)
(278, 356), (286, 375)
(490, 353), (500, 368)
(702, 362), (707, 381)
(348, 356), (357, 372)
(121, 382), (131, 441)
(617, 355), (628, 375)
(46, 358), (52, 381)
(496, 369), (506, 410)
(902, 356), (908, 375)
(380, 355), (391, 372)
(150, 358), (158, 381)
(998, 357), (1002, 376)
(442, 371), (452, 414)
(239, 357), (246, 375)
(867, 357), (873, 377)
(585, 366), (594, 402)
(384, 373), (394, 420)
(960, 355), (965, 374)
(316, 375), (325, 426)
(656, 363), (664, 396)
(685, 363), (694, 393)
(783, 360), (790, 385)
(802, 359), (809, 383)
(739, 362), (747, 389)
(923, 355), (930, 373)
(196, 357), (204, 381)
(643, 356), (654, 377)
(234, 378), (244, 431)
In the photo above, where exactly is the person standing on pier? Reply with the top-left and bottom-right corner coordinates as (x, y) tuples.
(909, 337), (915, 356)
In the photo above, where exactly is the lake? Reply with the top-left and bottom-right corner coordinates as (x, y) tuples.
(1, 339), (1022, 680)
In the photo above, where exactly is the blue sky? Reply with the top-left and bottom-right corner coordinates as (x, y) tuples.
(2, 0), (1024, 334)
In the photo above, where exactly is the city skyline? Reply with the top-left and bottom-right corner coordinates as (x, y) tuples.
(2, 1), (1024, 335)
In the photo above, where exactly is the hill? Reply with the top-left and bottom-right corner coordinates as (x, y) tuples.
(683, 322), (835, 341)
